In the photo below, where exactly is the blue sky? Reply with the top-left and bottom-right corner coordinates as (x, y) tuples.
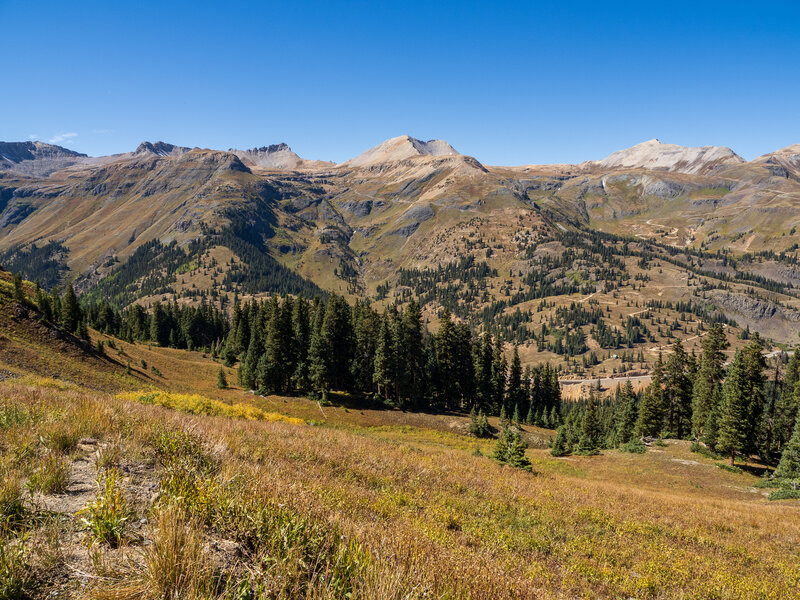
(2, 1), (799, 164)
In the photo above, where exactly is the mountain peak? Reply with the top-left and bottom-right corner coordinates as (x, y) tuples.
(134, 141), (191, 157)
(340, 135), (459, 167)
(584, 139), (744, 175)
(229, 143), (326, 170)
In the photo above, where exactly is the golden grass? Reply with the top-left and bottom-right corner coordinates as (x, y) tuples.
(2, 380), (799, 598)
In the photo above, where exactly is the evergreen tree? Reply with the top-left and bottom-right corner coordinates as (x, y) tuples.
(12, 272), (25, 303)
(492, 425), (531, 471)
(702, 386), (723, 449)
(60, 284), (81, 334)
(577, 395), (601, 454)
(308, 300), (329, 395)
(692, 323), (728, 438)
(551, 426), (569, 456)
(474, 332), (494, 411)
(373, 313), (396, 400)
(774, 352), (800, 452)
(616, 380), (638, 445)
(512, 404), (521, 426)
(740, 335), (767, 454)
(491, 338), (507, 414)
(149, 301), (170, 347)
(664, 341), (692, 438)
(468, 407), (491, 438)
(291, 298), (312, 391)
(397, 300), (425, 405)
(717, 350), (749, 465)
(636, 354), (666, 437)
(217, 367), (228, 389)
(506, 346), (525, 412)
(775, 419), (800, 482)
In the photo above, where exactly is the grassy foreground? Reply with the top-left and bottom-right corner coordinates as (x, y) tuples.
(1, 377), (799, 599)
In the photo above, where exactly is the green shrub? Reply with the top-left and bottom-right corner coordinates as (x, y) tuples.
(715, 462), (743, 474)
(768, 488), (800, 501)
(468, 409), (491, 438)
(620, 439), (647, 454)
(690, 441), (722, 459)
(79, 468), (134, 547)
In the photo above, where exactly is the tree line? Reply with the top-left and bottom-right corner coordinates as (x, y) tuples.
(227, 294), (562, 417)
(551, 324), (800, 483)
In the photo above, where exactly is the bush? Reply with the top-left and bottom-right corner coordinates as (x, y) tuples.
(492, 426), (531, 471)
(690, 441), (722, 459)
(620, 439), (647, 454)
(715, 462), (743, 474)
(468, 409), (491, 438)
(26, 454), (70, 494)
(79, 468), (134, 547)
(768, 488), (800, 501)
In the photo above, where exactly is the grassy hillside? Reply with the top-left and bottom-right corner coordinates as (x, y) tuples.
(1, 273), (799, 599)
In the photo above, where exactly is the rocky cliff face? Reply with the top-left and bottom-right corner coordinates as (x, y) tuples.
(0, 141), (90, 177)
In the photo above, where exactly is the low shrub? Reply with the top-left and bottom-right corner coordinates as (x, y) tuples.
(768, 488), (800, 501)
(118, 391), (305, 425)
(620, 439), (647, 454)
(715, 462), (743, 474)
(79, 467), (134, 547)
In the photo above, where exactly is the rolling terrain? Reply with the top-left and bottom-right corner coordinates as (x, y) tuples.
(0, 272), (798, 599)
(1, 135), (800, 378)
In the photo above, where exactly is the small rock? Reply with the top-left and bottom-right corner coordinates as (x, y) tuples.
(79, 438), (99, 445)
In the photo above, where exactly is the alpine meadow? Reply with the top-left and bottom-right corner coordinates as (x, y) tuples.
(2, 2), (800, 599)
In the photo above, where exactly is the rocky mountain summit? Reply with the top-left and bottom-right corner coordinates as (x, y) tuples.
(340, 135), (460, 167)
(581, 139), (745, 175)
(230, 143), (333, 170)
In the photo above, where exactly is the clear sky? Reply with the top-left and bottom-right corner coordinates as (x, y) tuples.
(2, 1), (799, 165)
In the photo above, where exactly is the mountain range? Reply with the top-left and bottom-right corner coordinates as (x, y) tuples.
(1, 133), (800, 359)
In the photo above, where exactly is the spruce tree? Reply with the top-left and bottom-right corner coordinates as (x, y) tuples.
(373, 314), (395, 400)
(12, 272), (25, 303)
(506, 346), (525, 411)
(474, 332), (494, 411)
(577, 395), (601, 455)
(551, 426), (569, 456)
(717, 350), (749, 465)
(616, 380), (638, 445)
(492, 425), (531, 471)
(308, 300), (329, 395)
(636, 354), (666, 437)
(217, 367), (228, 389)
(775, 419), (800, 482)
(60, 284), (81, 334)
(774, 352), (800, 452)
(692, 323), (728, 438)
(664, 341), (692, 438)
